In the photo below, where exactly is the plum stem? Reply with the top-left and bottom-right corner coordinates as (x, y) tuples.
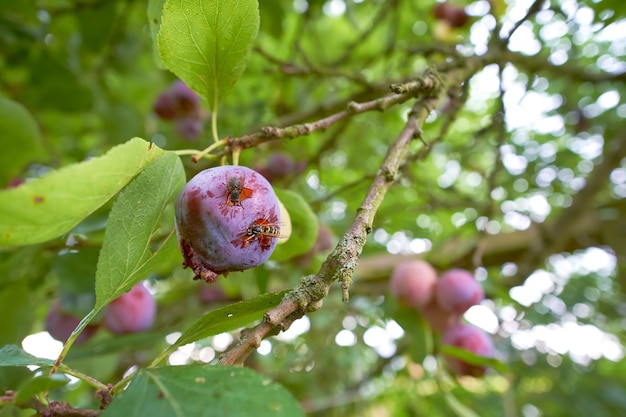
(210, 100), (219, 143)
(56, 365), (108, 391)
(231, 148), (241, 166)
(190, 139), (228, 163)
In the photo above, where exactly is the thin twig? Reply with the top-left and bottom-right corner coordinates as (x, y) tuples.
(504, 0), (546, 42)
(221, 89), (420, 156)
(254, 46), (374, 88)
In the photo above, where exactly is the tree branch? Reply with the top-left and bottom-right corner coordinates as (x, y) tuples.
(29, 398), (100, 417)
(503, 0), (546, 41)
(217, 69), (449, 366)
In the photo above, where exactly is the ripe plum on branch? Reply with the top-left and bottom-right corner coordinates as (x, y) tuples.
(175, 166), (281, 283)
(442, 323), (495, 376)
(436, 268), (484, 314)
(45, 301), (99, 344)
(104, 283), (156, 335)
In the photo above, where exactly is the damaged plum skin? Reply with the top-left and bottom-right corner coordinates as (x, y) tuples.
(175, 165), (281, 283)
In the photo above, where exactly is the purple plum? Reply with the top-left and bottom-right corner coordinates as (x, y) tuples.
(153, 80), (200, 120)
(442, 323), (494, 376)
(175, 117), (203, 140)
(45, 301), (99, 344)
(436, 268), (484, 314)
(175, 166), (281, 283)
(103, 283), (156, 335)
(390, 260), (437, 310)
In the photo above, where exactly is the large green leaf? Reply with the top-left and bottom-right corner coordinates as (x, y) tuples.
(101, 365), (304, 417)
(0, 138), (164, 248)
(94, 152), (185, 310)
(0, 345), (54, 368)
(158, 0), (260, 110)
(171, 290), (286, 350)
(441, 344), (509, 373)
(0, 97), (44, 188)
(271, 189), (318, 261)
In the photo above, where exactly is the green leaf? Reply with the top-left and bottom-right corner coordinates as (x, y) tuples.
(271, 189), (318, 261)
(0, 345), (54, 368)
(158, 0), (260, 110)
(0, 138), (165, 248)
(94, 152), (185, 310)
(441, 344), (509, 373)
(442, 391), (481, 417)
(171, 290), (286, 350)
(0, 284), (34, 346)
(0, 97), (44, 188)
(0, 368), (32, 400)
(147, 0), (167, 67)
(14, 374), (70, 404)
(101, 365), (304, 417)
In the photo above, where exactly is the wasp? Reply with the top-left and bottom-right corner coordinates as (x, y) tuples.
(226, 176), (253, 207)
(241, 217), (285, 250)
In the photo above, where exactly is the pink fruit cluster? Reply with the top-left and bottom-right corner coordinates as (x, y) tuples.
(153, 80), (204, 140)
(175, 165), (282, 284)
(389, 261), (494, 376)
(45, 283), (157, 343)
